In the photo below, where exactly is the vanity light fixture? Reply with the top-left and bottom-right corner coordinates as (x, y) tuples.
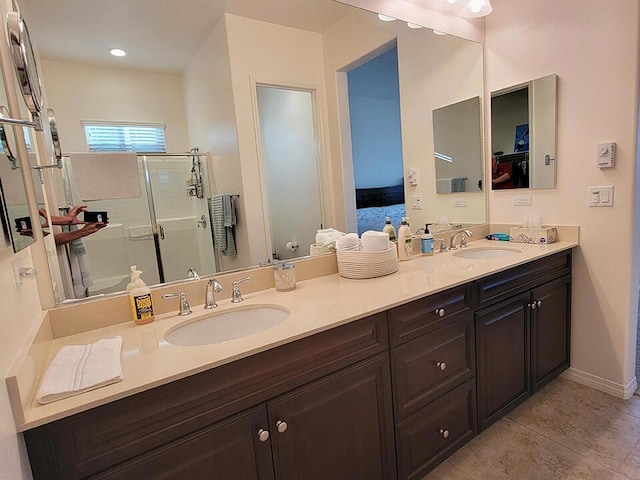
(460, 0), (493, 18)
(108, 48), (127, 57)
(406, 22), (424, 29)
(377, 13), (396, 22)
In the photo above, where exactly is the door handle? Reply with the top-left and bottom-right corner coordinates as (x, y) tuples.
(158, 224), (165, 240)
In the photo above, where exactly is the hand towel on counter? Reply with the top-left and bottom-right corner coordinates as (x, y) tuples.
(69, 153), (141, 201)
(209, 195), (237, 256)
(361, 231), (389, 252)
(36, 336), (124, 405)
(315, 228), (345, 248)
(336, 233), (360, 251)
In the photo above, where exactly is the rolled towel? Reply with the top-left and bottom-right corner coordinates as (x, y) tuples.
(361, 231), (390, 252)
(336, 233), (359, 251)
(36, 336), (124, 404)
(315, 228), (345, 248)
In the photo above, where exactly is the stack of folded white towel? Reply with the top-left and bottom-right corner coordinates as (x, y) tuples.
(315, 228), (346, 249)
(336, 231), (390, 253)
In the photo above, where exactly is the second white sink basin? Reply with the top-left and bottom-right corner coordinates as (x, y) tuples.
(453, 247), (521, 260)
(165, 305), (290, 346)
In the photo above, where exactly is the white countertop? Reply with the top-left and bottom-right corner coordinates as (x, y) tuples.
(9, 239), (577, 431)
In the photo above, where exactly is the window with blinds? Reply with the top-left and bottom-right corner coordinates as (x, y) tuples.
(83, 122), (166, 153)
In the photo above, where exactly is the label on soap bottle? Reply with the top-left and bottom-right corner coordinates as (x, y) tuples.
(131, 293), (154, 322)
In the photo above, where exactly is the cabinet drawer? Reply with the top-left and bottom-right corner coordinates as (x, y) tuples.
(388, 284), (473, 346)
(475, 250), (571, 307)
(395, 380), (477, 480)
(391, 317), (475, 422)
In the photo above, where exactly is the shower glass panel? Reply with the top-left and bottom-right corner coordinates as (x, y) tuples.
(256, 85), (323, 260)
(61, 154), (215, 297)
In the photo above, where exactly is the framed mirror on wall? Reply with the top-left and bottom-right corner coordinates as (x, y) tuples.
(491, 73), (558, 190)
(18, 0), (487, 305)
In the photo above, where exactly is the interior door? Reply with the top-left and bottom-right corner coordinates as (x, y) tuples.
(255, 85), (323, 260)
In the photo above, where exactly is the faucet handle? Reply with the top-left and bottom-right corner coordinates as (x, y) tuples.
(232, 277), (251, 303)
(163, 292), (192, 316)
(438, 239), (447, 253)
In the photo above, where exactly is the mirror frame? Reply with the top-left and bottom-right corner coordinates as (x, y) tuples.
(6, 11), (43, 130)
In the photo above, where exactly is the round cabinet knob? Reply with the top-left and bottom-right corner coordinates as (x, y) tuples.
(437, 362), (447, 371)
(257, 429), (270, 442)
(440, 429), (450, 439)
(530, 303), (537, 310)
(435, 308), (446, 317)
(537, 300), (543, 308)
(276, 420), (288, 433)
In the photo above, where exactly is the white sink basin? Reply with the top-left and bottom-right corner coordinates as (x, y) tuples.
(165, 305), (290, 346)
(452, 247), (521, 260)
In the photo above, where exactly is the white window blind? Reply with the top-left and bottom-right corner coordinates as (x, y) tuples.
(83, 122), (166, 153)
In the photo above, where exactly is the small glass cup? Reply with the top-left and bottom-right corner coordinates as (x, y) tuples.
(274, 262), (296, 292)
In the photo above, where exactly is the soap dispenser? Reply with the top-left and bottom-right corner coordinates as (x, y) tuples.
(128, 266), (155, 325)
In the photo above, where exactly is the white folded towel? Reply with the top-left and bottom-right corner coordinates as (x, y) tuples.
(315, 228), (345, 248)
(361, 231), (390, 252)
(36, 336), (124, 405)
(337, 233), (360, 251)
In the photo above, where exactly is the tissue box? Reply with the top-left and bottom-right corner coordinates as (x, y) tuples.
(509, 226), (558, 244)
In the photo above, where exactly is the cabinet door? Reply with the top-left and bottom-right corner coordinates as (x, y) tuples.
(476, 292), (530, 431)
(531, 275), (571, 392)
(91, 405), (275, 480)
(267, 354), (396, 480)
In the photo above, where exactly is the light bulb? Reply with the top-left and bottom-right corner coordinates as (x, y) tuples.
(433, 30), (447, 36)
(377, 13), (396, 22)
(108, 48), (126, 57)
(407, 22), (424, 29)
(460, 0), (493, 18)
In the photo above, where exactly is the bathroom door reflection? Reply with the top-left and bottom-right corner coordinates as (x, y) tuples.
(256, 85), (324, 261)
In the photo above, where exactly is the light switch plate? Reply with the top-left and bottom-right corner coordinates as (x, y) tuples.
(513, 194), (532, 206)
(589, 186), (614, 207)
(411, 195), (422, 209)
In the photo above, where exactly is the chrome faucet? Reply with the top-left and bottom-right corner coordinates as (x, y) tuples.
(449, 229), (474, 250)
(162, 292), (192, 316)
(231, 277), (251, 303)
(437, 238), (447, 253)
(205, 278), (223, 309)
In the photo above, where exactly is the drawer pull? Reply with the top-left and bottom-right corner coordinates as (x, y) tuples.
(537, 300), (543, 308)
(437, 362), (447, 371)
(257, 429), (270, 442)
(276, 420), (288, 433)
(439, 428), (450, 439)
(529, 303), (537, 310)
(435, 308), (446, 317)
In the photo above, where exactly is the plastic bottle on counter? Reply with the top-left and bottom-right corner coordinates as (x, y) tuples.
(382, 216), (396, 241)
(128, 267), (155, 325)
(421, 233), (434, 255)
(397, 217), (413, 261)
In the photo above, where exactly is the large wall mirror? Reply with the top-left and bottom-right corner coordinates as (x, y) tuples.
(491, 73), (557, 190)
(19, 0), (486, 304)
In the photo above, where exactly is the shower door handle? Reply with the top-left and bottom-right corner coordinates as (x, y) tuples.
(158, 224), (165, 240)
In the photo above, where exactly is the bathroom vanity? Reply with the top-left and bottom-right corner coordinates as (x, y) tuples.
(14, 241), (575, 480)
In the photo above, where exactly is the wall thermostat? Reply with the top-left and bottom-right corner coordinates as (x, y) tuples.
(596, 142), (616, 168)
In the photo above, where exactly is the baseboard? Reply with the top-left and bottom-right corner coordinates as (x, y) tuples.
(561, 368), (638, 400)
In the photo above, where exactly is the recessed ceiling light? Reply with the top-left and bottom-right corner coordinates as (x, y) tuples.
(407, 22), (424, 29)
(377, 14), (396, 22)
(108, 48), (127, 57)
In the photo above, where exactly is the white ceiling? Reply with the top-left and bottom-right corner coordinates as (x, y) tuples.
(20, 0), (355, 73)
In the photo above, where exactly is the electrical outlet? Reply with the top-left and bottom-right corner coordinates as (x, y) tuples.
(513, 194), (532, 206)
(411, 195), (423, 209)
(453, 197), (466, 207)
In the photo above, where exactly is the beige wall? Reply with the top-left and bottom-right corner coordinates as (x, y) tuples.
(486, 0), (640, 389)
(183, 16), (252, 271)
(224, 14), (334, 263)
(40, 60), (189, 152)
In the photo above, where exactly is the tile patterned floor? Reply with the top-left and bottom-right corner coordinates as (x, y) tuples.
(423, 378), (640, 480)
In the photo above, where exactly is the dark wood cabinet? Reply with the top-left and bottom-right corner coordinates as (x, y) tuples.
(476, 292), (531, 431)
(531, 275), (571, 392)
(268, 354), (396, 480)
(91, 406), (275, 480)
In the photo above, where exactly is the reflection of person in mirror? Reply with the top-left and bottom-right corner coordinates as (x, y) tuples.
(492, 155), (515, 189)
(17, 205), (108, 245)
